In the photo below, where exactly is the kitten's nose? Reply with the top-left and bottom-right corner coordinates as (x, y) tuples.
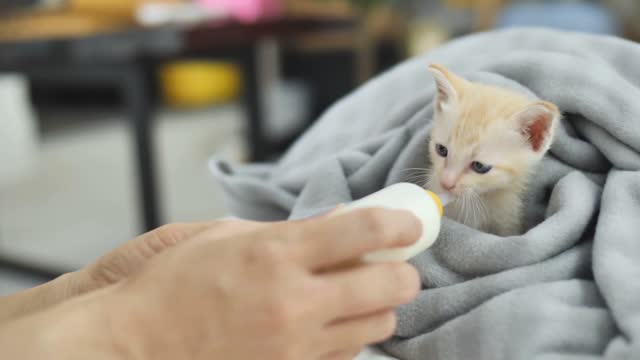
(440, 180), (455, 191)
(440, 174), (457, 191)
(440, 169), (458, 191)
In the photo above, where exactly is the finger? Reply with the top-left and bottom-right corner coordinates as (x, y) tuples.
(180, 218), (269, 238)
(280, 204), (345, 225)
(138, 221), (225, 253)
(159, 221), (218, 239)
(307, 204), (346, 219)
(288, 208), (422, 270)
(322, 310), (397, 351)
(322, 262), (420, 319)
(319, 347), (363, 360)
(135, 219), (267, 258)
(82, 221), (230, 289)
(195, 219), (270, 239)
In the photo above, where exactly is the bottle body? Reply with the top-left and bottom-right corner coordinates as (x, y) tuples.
(332, 183), (443, 263)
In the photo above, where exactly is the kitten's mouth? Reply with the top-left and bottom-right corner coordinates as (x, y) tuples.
(437, 192), (456, 207)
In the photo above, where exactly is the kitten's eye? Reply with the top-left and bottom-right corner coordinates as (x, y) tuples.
(435, 144), (448, 157)
(471, 161), (492, 174)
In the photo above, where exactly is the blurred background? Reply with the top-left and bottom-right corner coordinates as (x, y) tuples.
(1, 0), (639, 293)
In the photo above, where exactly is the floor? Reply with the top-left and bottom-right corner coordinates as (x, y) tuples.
(0, 104), (247, 295)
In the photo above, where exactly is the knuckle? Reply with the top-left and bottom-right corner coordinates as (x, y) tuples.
(155, 223), (187, 242)
(313, 278), (339, 301)
(265, 298), (298, 331)
(267, 295), (305, 335)
(157, 223), (183, 234)
(247, 239), (286, 265)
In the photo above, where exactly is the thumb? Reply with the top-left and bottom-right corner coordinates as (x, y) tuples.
(276, 204), (346, 227)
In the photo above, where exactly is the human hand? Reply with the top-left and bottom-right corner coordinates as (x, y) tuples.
(77, 220), (260, 293)
(105, 209), (422, 360)
(0, 221), (228, 323)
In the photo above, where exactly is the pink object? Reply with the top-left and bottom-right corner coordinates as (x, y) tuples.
(197, 0), (282, 23)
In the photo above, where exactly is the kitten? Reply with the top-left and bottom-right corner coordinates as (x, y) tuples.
(424, 64), (560, 236)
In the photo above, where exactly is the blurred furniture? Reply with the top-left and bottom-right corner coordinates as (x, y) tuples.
(0, 0), (186, 41)
(0, 12), (131, 41)
(606, 0), (640, 39)
(159, 60), (242, 107)
(0, 17), (357, 278)
(0, 0), (66, 13)
(495, 2), (621, 35)
(281, 5), (406, 126)
(197, 0), (281, 22)
(444, 0), (505, 30)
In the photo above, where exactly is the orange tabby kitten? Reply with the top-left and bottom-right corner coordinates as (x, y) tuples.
(425, 64), (560, 236)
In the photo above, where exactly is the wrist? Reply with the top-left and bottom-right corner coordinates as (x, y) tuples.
(41, 285), (144, 360)
(0, 271), (84, 323)
(0, 285), (138, 360)
(103, 280), (197, 360)
(104, 282), (180, 360)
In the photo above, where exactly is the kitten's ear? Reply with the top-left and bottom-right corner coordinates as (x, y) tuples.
(513, 101), (560, 154)
(428, 64), (463, 112)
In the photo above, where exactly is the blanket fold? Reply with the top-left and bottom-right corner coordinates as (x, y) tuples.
(210, 28), (640, 359)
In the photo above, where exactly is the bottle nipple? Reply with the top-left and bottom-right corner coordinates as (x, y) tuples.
(425, 190), (443, 216)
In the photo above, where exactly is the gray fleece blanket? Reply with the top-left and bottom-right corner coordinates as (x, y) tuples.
(210, 28), (640, 359)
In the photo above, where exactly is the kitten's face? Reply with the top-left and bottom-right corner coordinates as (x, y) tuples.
(427, 64), (559, 197)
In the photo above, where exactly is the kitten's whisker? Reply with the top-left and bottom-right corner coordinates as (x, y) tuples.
(399, 168), (432, 173)
(403, 174), (429, 185)
(467, 193), (475, 225)
(423, 168), (436, 189)
(465, 192), (474, 225)
(403, 172), (429, 179)
(458, 189), (488, 228)
(470, 191), (489, 225)
(400, 170), (431, 180)
(400, 167), (437, 189)
(469, 192), (480, 225)
(460, 192), (470, 225)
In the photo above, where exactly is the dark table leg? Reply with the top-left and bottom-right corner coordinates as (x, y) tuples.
(241, 45), (269, 162)
(0, 64), (162, 281)
(122, 63), (162, 232)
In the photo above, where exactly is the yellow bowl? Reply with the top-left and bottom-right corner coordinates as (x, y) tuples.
(159, 61), (242, 108)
